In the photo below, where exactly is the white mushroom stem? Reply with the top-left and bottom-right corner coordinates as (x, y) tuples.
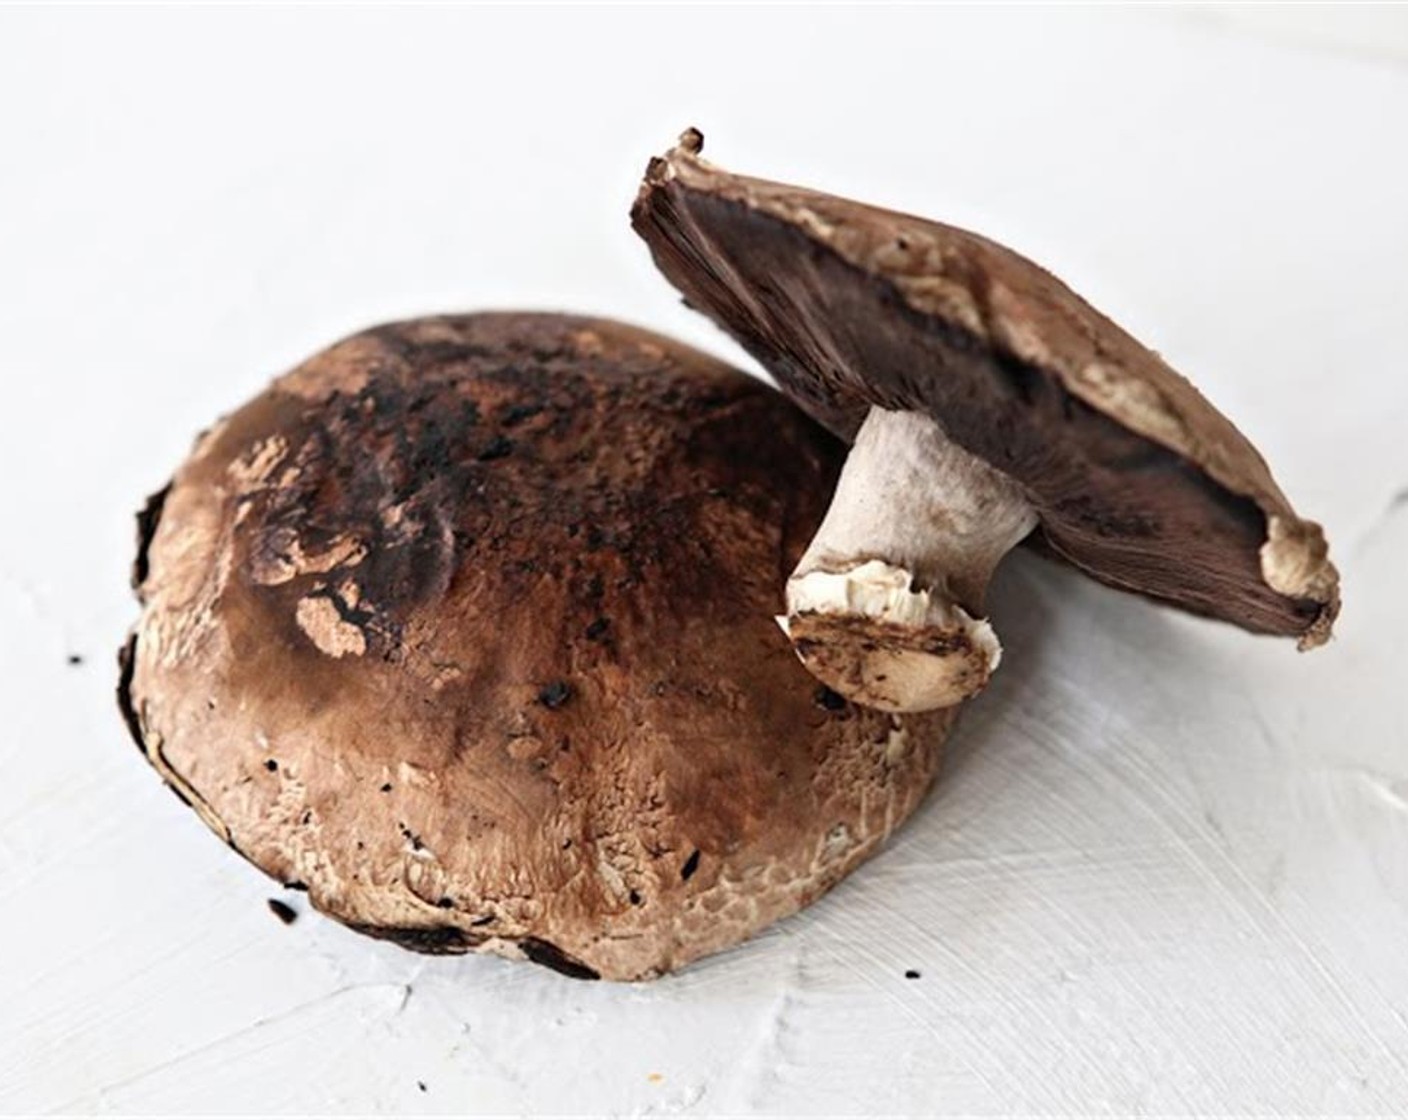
(778, 408), (1037, 712)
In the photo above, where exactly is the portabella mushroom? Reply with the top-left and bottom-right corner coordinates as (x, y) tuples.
(632, 130), (1340, 712)
(118, 313), (953, 981)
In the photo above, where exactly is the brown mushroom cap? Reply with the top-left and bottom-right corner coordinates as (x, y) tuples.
(118, 312), (953, 981)
(631, 131), (1339, 649)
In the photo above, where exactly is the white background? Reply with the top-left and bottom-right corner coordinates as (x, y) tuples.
(3, 4), (1407, 1116)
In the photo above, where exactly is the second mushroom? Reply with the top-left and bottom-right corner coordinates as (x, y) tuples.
(632, 130), (1339, 712)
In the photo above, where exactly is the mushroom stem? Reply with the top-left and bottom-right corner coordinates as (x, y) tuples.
(779, 408), (1037, 712)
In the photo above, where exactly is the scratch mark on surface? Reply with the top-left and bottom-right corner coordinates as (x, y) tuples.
(49, 984), (406, 1110)
(1080, 729), (1408, 1087)
(738, 973), (797, 1107)
(812, 927), (1012, 1109)
(1351, 484), (1408, 559)
(632, 1080), (708, 1117)
(1354, 769), (1408, 815)
(0, 568), (49, 619)
(1321, 764), (1408, 820)
(454, 1017), (533, 1093)
(1246, 698), (1285, 760)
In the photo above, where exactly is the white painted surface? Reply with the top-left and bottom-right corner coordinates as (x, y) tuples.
(2, 5), (1406, 1115)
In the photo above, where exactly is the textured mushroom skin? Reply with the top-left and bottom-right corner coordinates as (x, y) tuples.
(120, 313), (953, 981)
(631, 135), (1339, 648)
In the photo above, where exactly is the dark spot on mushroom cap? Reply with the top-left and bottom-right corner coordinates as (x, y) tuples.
(904, 969), (921, 979)
(115, 634), (143, 755)
(537, 681), (572, 710)
(417, 1081), (427, 1093)
(501, 404), (541, 427)
(680, 849), (701, 881)
(519, 937), (600, 981)
(267, 899), (298, 925)
(629, 890), (643, 906)
(67, 653), (84, 666)
(264, 759), (278, 772)
(380, 783), (392, 793)
(348, 922), (483, 955)
(131, 484), (171, 596)
(478, 435), (514, 461)
(584, 617), (610, 640)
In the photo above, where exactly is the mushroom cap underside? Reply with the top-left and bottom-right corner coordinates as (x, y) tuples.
(120, 312), (953, 981)
(631, 134), (1339, 648)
